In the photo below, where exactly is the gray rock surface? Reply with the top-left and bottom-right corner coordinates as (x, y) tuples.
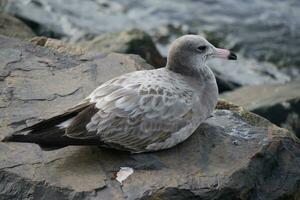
(221, 82), (300, 138)
(1, 0), (300, 68)
(1, 36), (300, 200)
(0, 12), (35, 40)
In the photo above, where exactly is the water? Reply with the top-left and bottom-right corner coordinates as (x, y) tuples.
(3, 0), (300, 68)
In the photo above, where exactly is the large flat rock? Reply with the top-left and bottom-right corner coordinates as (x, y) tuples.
(0, 36), (300, 200)
(0, 35), (153, 139)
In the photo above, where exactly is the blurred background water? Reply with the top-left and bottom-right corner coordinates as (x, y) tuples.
(1, 0), (300, 68)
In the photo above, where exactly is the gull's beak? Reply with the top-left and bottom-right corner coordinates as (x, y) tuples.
(213, 48), (237, 60)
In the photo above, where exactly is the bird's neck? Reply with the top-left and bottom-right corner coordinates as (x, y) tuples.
(166, 62), (215, 82)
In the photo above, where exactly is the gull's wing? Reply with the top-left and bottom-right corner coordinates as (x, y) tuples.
(66, 69), (197, 152)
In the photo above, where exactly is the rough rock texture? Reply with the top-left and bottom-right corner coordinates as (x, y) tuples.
(80, 29), (165, 68)
(207, 56), (290, 92)
(2, 0), (300, 68)
(30, 36), (85, 54)
(221, 82), (300, 138)
(0, 12), (35, 40)
(1, 36), (300, 200)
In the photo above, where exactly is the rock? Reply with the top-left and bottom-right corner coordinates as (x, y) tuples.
(221, 82), (300, 138)
(80, 28), (165, 68)
(207, 56), (291, 92)
(1, 36), (300, 200)
(142, 23), (192, 58)
(30, 36), (85, 54)
(30, 36), (291, 93)
(0, 12), (35, 40)
(2, 0), (300, 68)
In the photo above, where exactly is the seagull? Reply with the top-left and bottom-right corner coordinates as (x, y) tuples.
(3, 35), (237, 153)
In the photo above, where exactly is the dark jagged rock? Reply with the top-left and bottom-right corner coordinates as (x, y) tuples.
(79, 28), (165, 68)
(0, 36), (300, 200)
(0, 12), (35, 40)
(221, 82), (300, 138)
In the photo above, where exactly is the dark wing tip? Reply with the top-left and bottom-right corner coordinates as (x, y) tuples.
(2, 134), (24, 143)
(2, 127), (32, 142)
(2, 135), (12, 142)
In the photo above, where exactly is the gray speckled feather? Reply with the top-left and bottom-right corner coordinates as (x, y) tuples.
(66, 68), (204, 152)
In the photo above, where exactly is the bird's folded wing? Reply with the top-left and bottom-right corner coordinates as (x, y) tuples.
(65, 74), (196, 152)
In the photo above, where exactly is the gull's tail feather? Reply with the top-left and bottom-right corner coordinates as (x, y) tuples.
(3, 126), (69, 150)
(2, 101), (99, 151)
(3, 128), (99, 151)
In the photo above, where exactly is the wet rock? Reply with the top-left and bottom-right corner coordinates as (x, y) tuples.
(80, 28), (165, 67)
(0, 36), (300, 200)
(0, 12), (35, 40)
(2, 0), (300, 68)
(221, 82), (300, 138)
(207, 56), (291, 92)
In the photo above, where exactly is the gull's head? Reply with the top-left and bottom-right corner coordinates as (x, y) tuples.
(166, 35), (237, 76)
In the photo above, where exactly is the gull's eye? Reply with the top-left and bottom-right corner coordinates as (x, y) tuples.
(196, 45), (207, 53)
